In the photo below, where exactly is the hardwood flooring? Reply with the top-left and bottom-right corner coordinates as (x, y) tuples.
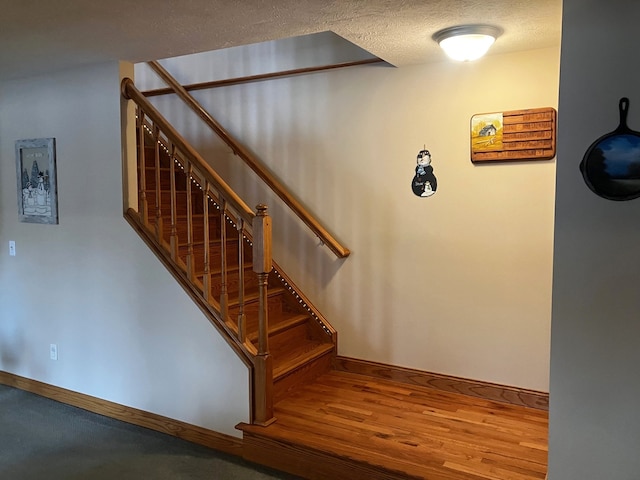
(239, 370), (548, 480)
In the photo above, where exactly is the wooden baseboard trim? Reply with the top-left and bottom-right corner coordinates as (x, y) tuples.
(0, 371), (243, 456)
(241, 428), (419, 480)
(333, 356), (549, 410)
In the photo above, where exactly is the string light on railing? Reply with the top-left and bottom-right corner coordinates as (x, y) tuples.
(272, 269), (330, 334)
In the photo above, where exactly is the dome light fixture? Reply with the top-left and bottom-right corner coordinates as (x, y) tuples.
(433, 25), (503, 62)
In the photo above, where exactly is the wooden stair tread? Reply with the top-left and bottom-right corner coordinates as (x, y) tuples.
(195, 262), (252, 276)
(273, 342), (334, 381)
(143, 165), (172, 171)
(144, 188), (190, 194)
(145, 188), (210, 197)
(228, 286), (286, 307)
(247, 314), (308, 343)
(178, 239), (242, 249)
(151, 213), (219, 220)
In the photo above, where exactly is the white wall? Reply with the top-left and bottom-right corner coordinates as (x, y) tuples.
(0, 62), (249, 437)
(137, 43), (559, 391)
(549, 1), (640, 478)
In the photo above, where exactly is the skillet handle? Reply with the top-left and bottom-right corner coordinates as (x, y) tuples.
(619, 97), (630, 130)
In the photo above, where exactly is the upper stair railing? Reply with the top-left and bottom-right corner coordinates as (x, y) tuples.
(122, 77), (275, 425)
(145, 60), (351, 259)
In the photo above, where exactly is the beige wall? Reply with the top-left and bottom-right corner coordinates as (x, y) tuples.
(138, 44), (559, 391)
(0, 45), (559, 445)
(0, 62), (249, 437)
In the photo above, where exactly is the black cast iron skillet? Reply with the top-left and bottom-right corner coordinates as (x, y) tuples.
(580, 97), (640, 201)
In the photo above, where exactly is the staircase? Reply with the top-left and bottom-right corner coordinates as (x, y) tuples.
(122, 78), (336, 425)
(121, 76), (550, 480)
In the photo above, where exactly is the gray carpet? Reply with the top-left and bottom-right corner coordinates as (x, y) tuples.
(0, 384), (300, 479)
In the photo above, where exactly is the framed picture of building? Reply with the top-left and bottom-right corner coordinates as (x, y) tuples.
(15, 138), (58, 224)
(470, 108), (556, 162)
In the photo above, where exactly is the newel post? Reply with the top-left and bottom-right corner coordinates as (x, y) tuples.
(252, 204), (275, 426)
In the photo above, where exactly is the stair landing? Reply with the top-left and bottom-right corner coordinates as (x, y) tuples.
(238, 370), (548, 480)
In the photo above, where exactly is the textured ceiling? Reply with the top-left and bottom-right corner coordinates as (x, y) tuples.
(0, 0), (561, 82)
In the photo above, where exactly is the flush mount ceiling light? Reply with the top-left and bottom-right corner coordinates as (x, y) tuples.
(433, 25), (503, 62)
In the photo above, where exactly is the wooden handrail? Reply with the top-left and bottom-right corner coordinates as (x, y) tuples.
(146, 60), (351, 259)
(121, 77), (255, 225)
(143, 58), (385, 97)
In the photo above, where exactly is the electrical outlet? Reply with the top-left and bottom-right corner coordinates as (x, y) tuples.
(50, 343), (58, 361)
(9, 241), (15, 256)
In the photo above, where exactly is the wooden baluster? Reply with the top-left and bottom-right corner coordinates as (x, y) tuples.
(185, 162), (195, 282)
(252, 204), (274, 426)
(153, 126), (163, 242)
(219, 199), (229, 322)
(202, 183), (211, 302)
(237, 218), (246, 343)
(137, 109), (148, 225)
(169, 144), (178, 261)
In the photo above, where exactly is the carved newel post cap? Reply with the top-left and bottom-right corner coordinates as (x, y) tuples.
(256, 204), (268, 216)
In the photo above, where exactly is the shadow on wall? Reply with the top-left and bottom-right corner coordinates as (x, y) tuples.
(194, 126), (350, 287)
(0, 319), (26, 370)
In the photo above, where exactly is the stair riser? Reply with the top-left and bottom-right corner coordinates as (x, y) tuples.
(143, 167), (187, 191)
(241, 426), (410, 480)
(144, 191), (205, 216)
(180, 255), (243, 279)
(179, 241), (244, 267)
(209, 266), (258, 299)
(273, 350), (333, 404)
(269, 322), (311, 357)
(148, 220), (221, 248)
(229, 293), (286, 326)
(151, 215), (240, 249)
(159, 218), (222, 245)
(229, 299), (290, 349)
(142, 146), (171, 168)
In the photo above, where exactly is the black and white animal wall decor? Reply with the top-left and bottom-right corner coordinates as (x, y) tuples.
(411, 147), (437, 197)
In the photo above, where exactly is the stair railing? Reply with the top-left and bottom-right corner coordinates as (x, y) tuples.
(145, 60), (351, 259)
(122, 77), (274, 425)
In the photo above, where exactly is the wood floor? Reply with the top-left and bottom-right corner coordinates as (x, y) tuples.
(239, 370), (548, 480)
